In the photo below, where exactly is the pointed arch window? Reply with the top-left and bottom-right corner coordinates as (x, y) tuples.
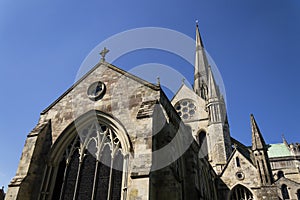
(198, 131), (208, 159)
(297, 189), (300, 200)
(235, 157), (241, 167)
(39, 118), (129, 200)
(281, 184), (290, 200)
(230, 184), (253, 200)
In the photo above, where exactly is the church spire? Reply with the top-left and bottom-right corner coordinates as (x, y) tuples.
(207, 66), (220, 100)
(251, 114), (266, 150)
(194, 22), (209, 99)
(250, 114), (273, 185)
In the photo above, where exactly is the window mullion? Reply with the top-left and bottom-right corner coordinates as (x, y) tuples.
(72, 146), (85, 200)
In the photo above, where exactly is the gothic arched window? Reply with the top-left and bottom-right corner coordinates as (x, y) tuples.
(297, 189), (300, 200)
(198, 131), (208, 159)
(230, 184), (253, 200)
(235, 157), (241, 167)
(281, 184), (290, 200)
(39, 116), (129, 200)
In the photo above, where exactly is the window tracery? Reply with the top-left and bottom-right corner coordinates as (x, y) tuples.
(175, 99), (197, 120)
(230, 185), (253, 200)
(40, 119), (126, 200)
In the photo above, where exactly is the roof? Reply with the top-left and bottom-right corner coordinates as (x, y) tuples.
(267, 143), (291, 158)
(231, 137), (252, 162)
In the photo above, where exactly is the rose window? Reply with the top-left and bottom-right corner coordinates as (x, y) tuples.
(175, 99), (196, 120)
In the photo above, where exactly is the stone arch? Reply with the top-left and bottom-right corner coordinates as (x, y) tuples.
(49, 110), (132, 164)
(39, 110), (132, 200)
(229, 184), (254, 200)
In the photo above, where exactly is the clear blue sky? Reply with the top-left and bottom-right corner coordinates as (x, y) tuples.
(0, 0), (300, 189)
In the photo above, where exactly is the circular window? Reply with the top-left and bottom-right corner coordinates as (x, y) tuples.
(174, 99), (197, 120)
(235, 172), (245, 180)
(189, 103), (195, 108)
(182, 114), (189, 119)
(189, 110), (195, 115)
(182, 101), (188, 106)
(87, 81), (106, 101)
(176, 105), (181, 110)
(182, 107), (188, 112)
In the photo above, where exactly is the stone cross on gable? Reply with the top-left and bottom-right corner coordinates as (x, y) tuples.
(100, 47), (109, 62)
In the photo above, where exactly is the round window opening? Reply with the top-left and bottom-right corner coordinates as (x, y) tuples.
(174, 99), (197, 120)
(87, 81), (106, 101)
(235, 172), (245, 180)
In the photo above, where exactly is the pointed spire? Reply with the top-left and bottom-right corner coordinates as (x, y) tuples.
(196, 21), (205, 48)
(207, 66), (220, 99)
(282, 134), (289, 147)
(194, 22), (209, 98)
(251, 114), (266, 150)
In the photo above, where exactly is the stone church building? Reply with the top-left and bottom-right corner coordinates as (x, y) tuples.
(5, 25), (300, 200)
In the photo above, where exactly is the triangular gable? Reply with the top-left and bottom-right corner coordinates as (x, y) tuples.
(220, 149), (258, 189)
(42, 61), (160, 114)
(170, 83), (207, 121)
(171, 83), (205, 105)
(231, 137), (253, 162)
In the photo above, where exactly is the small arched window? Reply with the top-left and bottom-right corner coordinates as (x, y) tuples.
(281, 184), (290, 200)
(278, 170), (284, 179)
(235, 157), (241, 167)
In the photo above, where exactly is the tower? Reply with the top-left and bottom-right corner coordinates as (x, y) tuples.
(251, 114), (273, 185)
(206, 65), (231, 173)
(194, 23), (231, 173)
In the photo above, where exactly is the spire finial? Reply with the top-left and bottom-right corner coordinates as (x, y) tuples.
(156, 76), (160, 86)
(282, 133), (288, 146)
(100, 47), (109, 62)
(196, 19), (199, 26)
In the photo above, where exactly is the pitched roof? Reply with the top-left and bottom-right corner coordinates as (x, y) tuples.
(267, 143), (291, 158)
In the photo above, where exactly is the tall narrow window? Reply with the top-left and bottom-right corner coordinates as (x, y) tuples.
(235, 157), (240, 167)
(42, 120), (125, 200)
(198, 131), (208, 159)
(297, 189), (300, 200)
(281, 184), (290, 200)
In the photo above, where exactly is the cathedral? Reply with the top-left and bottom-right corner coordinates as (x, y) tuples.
(4, 25), (300, 200)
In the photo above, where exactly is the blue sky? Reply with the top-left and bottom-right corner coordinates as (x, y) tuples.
(0, 0), (300, 189)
